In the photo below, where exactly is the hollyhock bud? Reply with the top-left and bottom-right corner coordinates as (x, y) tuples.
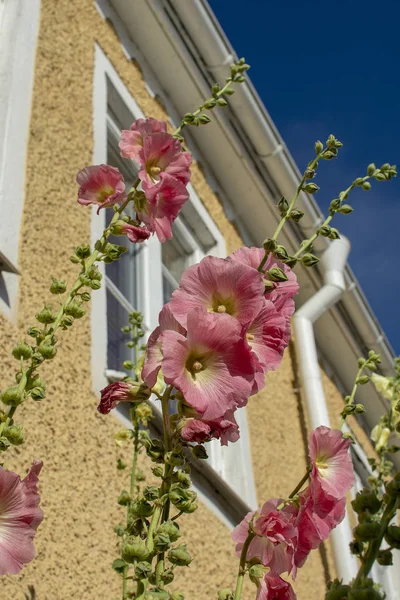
(1, 385), (24, 406)
(308, 426), (355, 517)
(232, 500), (298, 576)
(76, 164), (126, 213)
(0, 460), (43, 575)
(98, 381), (151, 414)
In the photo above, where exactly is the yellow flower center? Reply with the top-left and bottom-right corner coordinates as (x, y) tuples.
(246, 333), (255, 342)
(96, 185), (114, 204)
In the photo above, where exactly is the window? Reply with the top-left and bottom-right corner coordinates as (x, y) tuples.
(0, 0), (40, 319)
(91, 44), (257, 513)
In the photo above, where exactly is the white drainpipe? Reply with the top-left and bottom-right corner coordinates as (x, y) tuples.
(293, 236), (359, 582)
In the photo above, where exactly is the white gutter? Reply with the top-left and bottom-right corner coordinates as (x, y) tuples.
(293, 236), (358, 582)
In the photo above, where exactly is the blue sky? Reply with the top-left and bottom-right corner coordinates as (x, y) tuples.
(209, 0), (400, 354)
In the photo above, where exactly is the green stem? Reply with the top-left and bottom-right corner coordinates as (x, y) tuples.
(257, 152), (324, 272)
(288, 468), (311, 498)
(233, 532), (256, 600)
(354, 496), (399, 585)
(2, 185), (138, 439)
(293, 214), (333, 259)
(339, 363), (365, 429)
(146, 386), (173, 553)
(173, 79), (236, 137)
(121, 424), (140, 600)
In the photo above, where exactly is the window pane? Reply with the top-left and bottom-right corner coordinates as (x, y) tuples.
(162, 230), (192, 302)
(106, 124), (139, 370)
(106, 288), (133, 370)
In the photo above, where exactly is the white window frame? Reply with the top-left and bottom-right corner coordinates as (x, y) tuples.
(91, 44), (257, 510)
(0, 0), (40, 320)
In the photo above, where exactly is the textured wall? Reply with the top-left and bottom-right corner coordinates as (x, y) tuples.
(0, 1), (373, 598)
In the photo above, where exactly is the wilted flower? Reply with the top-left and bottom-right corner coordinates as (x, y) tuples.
(138, 173), (189, 243)
(76, 164), (126, 213)
(112, 220), (151, 243)
(0, 460), (43, 575)
(256, 572), (297, 600)
(232, 499), (298, 577)
(371, 373), (393, 401)
(98, 381), (150, 414)
(180, 409), (240, 446)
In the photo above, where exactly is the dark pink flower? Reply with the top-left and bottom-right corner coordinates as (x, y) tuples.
(119, 118), (167, 162)
(97, 381), (150, 414)
(0, 460), (43, 575)
(289, 490), (346, 568)
(168, 256), (265, 328)
(257, 572), (297, 600)
(180, 409), (240, 446)
(76, 164), (126, 213)
(142, 305), (186, 389)
(138, 132), (192, 189)
(161, 309), (255, 420)
(113, 221), (151, 243)
(138, 173), (189, 242)
(232, 499), (298, 577)
(309, 426), (355, 516)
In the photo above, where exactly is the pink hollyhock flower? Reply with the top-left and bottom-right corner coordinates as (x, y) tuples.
(257, 572), (297, 600)
(97, 381), (150, 414)
(245, 300), (290, 394)
(113, 221), (151, 243)
(76, 164), (126, 213)
(138, 132), (192, 189)
(0, 460), (43, 575)
(142, 305), (186, 389)
(137, 173), (189, 242)
(309, 426), (355, 516)
(288, 490), (346, 568)
(119, 118), (167, 162)
(168, 256), (265, 328)
(180, 409), (240, 446)
(232, 499), (298, 577)
(161, 309), (255, 420)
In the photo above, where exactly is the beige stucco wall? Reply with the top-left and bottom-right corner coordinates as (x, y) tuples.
(0, 1), (374, 598)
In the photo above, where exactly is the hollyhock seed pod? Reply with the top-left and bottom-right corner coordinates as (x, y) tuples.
(1, 386), (24, 406)
(354, 522), (381, 542)
(122, 537), (150, 563)
(168, 544), (192, 566)
(12, 343), (33, 361)
(3, 425), (24, 446)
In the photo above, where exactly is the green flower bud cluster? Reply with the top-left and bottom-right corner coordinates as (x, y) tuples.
(174, 58), (249, 137)
(153, 521), (181, 553)
(169, 483), (198, 513)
